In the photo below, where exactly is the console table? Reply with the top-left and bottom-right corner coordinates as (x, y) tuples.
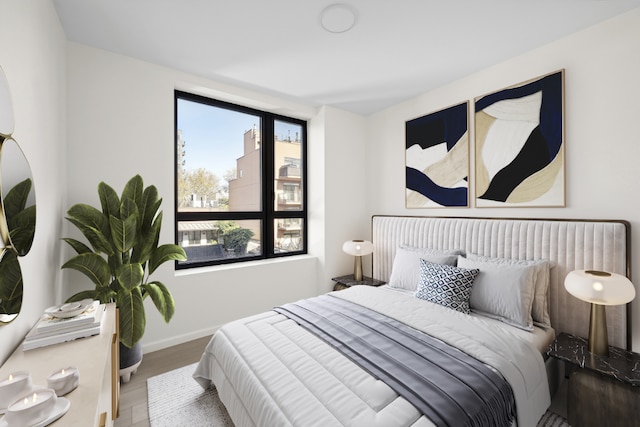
(547, 332), (640, 427)
(0, 303), (120, 426)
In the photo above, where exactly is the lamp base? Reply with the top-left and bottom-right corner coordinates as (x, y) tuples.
(353, 256), (363, 282)
(588, 303), (609, 357)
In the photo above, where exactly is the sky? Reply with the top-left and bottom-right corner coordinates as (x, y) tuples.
(177, 98), (256, 177)
(177, 98), (302, 181)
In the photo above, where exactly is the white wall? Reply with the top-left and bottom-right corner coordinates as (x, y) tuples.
(64, 43), (371, 352)
(0, 0), (67, 362)
(317, 106), (372, 291)
(366, 8), (640, 351)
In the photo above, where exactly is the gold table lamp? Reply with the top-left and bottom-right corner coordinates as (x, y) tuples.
(342, 240), (373, 282)
(564, 270), (635, 356)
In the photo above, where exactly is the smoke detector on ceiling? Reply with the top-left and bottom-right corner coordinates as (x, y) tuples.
(320, 3), (357, 33)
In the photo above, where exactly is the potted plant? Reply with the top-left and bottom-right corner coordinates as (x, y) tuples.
(61, 175), (186, 379)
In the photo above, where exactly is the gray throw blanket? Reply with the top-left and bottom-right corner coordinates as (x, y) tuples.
(274, 294), (515, 427)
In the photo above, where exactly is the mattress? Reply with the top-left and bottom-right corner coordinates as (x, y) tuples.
(194, 285), (551, 427)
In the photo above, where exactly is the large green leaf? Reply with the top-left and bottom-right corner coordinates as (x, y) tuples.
(0, 250), (22, 315)
(119, 197), (138, 219)
(150, 211), (163, 248)
(66, 204), (114, 255)
(67, 203), (109, 233)
(139, 186), (161, 233)
(3, 178), (31, 220)
(62, 238), (93, 255)
(9, 203), (35, 230)
(131, 211), (162, 264)
(148, 244), (187, 275)
(8, 205), (35, 255)
(143, 281), (175, 322)
(65, 218), (114, 255)
(61, 253), (111, 288)
(121, 175), (144, 212)
(108, 252), (123, 275)
(98, 182), (120, 220)
(117, 286), (145, 348)
(109, 213), (138, 253)
(116, 263), (143, 291)
(4, 179), (35, 256)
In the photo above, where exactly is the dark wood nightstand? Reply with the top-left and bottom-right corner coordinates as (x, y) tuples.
(331, 274), (386, 291)
(547, 332), (640, 427)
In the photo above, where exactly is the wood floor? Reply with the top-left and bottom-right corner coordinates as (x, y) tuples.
(114, 335), (212, 427)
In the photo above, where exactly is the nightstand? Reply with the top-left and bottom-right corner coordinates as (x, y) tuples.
(547, 332), (640, 427)
(331, 274), (386, 291)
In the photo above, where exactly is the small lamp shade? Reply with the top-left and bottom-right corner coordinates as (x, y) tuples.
(564, 270), (635, 356)
(342, 240), (373, 256)
(343, 240), (373, 282)
(565, 270), (635, 305)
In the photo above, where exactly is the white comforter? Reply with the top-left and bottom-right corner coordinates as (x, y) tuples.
(194, 286), (550, 427)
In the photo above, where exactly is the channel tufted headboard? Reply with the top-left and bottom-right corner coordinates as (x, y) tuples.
(372, 216), (632, 350)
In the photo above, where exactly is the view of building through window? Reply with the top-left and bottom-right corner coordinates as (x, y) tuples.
(175, 92), (306, 267)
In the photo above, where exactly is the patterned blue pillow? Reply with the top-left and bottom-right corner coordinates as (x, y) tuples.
(415, 259), (479, 314)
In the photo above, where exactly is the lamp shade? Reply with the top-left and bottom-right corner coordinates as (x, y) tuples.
(342, 240), (373, 256)
(565, 270), (635, 306)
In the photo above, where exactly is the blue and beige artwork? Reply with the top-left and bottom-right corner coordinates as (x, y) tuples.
(475, 70), (564, 207)
(405, 102), (469, 208)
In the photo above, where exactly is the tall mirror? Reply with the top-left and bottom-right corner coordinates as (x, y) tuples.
(0, 65), (35, 324)
(0, 248), (22, 324)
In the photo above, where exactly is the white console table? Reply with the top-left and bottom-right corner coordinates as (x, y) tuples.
(0, 303), (120, 426)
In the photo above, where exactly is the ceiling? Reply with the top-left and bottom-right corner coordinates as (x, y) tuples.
(52, 0), (640, 116)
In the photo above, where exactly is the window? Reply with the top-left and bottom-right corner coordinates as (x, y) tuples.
(175, 91), (307, 268)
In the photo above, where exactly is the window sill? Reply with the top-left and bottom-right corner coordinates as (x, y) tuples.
(174, 254), (316, 277)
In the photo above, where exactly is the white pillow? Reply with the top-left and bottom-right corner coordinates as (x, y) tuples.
(457, 255), (537, 331)
(465, 253), (551, 328)
(388, 246), (464, 291)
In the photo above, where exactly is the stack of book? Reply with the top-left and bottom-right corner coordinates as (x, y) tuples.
(23, 301), (106, 351)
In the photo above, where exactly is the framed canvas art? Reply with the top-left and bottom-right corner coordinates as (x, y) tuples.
(474, 70), (565, 207)
(405, 101), (469, 208)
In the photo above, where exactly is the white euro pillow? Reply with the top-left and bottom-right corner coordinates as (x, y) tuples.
(458, 255), (537, 331)
(465, 253), (551, 328)
(388, 245), (464, 292)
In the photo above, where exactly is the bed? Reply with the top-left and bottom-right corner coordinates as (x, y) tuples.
(194, 216), (631, 427)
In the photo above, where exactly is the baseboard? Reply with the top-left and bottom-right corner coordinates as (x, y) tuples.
(141, 324), (221, 354)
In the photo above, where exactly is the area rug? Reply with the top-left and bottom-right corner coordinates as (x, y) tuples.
(147, 363), (569, 427)
(147, 363), (233, 427)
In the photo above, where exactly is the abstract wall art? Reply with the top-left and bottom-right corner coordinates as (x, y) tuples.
(474, 70), (565, 207)
(405, 101), (469, 208)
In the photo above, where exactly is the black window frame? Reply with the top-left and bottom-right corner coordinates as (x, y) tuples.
(174, 90), (308, 269)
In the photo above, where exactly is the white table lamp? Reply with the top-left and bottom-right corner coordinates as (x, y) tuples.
(565, 270), (635, 356)
(342, 240), (373, 281)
